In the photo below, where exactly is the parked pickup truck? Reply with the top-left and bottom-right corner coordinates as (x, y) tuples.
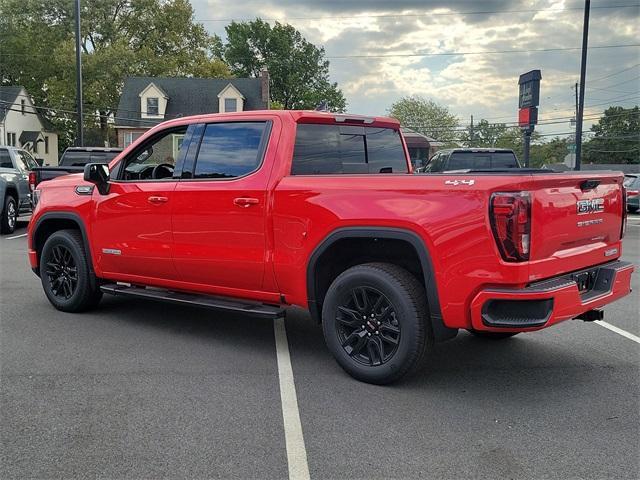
(30, 146), (122, 188)
(1, 146), (39, 233)
(419, 148), (520, 173)
(27, 110), (634, 384)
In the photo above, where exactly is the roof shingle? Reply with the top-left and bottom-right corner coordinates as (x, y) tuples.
(114, 76), (267, 127)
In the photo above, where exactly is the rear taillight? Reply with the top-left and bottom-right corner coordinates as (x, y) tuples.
(28, 171), (37, 191)
(627, 190), (639, 197)
(621, 185), (627, 239)
(490, 192), (531, 262)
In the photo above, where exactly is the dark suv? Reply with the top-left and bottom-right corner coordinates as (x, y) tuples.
(420, 148), (520, 172)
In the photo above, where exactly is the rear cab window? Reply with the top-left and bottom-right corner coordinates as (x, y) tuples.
(291, 124), (408, 175)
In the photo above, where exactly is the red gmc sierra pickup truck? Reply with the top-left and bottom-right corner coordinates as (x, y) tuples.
(27, 110), (633, 384)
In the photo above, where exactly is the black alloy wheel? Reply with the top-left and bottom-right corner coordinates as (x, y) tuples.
(322, 263), (433, 384)
(335, 286), (401, 366)
(40, 229), (102, 312)
(45, 244), (78, 299)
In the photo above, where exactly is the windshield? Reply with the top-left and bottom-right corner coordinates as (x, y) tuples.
(14, 150), (39, 171)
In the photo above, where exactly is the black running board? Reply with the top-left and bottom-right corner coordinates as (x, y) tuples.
(100, 283), (285, 319)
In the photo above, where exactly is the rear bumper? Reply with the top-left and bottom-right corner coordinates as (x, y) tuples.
(470, 260), (634, 332)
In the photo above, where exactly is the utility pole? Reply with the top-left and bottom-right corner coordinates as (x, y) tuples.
(575, 82), (579, 123)
(523, 128), (531, 167)
(575, 0), (590, 171)
(74, 0), (84, 147)
(470, 115), (474, 147)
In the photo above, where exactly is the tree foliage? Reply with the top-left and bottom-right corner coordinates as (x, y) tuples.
(0, 0), (229, 148)
(583, 106), (639, 164)
(223, 19), (346, 112)
(388, 96), (459, 144)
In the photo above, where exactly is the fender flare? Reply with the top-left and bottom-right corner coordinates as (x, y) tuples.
(31, 212), (97, 288)
(306, 226), (457, 342)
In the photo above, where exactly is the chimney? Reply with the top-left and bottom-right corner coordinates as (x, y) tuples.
(260, 68), (270, 109)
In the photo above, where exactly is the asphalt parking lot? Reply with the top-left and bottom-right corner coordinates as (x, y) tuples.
(1, 215), (639, 479)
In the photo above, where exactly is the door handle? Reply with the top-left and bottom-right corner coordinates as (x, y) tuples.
(233, 197), (259, 208)
(148, 195), (169, 204)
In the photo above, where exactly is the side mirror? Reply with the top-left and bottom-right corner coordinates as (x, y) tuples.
(83, 163), (110, 195)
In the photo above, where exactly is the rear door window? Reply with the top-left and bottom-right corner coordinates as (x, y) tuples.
(15, 150), (38, 171)
(291, 124), (408, 175)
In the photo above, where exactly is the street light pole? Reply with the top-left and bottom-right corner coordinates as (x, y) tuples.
(74, 0), (84, 147)
(575, 0), (590, 170)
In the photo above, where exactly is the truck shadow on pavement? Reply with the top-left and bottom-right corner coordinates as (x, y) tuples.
(94, 297), (616, 395)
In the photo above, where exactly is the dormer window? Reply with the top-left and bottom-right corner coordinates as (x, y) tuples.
(224, 98), (237, 112)
(218, 83), (245, 113)
(147, 97), (159, 116)
(139, 82), (168, 119)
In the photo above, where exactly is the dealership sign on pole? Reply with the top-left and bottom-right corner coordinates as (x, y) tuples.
(518, 70), (541, 167)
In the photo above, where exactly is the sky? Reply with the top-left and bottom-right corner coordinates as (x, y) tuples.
(191, 0), (640, 138)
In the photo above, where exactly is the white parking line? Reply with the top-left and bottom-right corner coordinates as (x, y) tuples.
(5, 233), (27, 240)
(595, 320), (640, 344)
(274, 317), (310, 480)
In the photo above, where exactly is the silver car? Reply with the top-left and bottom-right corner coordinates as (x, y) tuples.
(0, 146), (38, 233)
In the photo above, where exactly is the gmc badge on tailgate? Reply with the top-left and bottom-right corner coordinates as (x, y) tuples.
(577, 198), (604, 214)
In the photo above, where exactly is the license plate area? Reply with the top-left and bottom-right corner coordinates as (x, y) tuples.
(572, 269), (598, 293)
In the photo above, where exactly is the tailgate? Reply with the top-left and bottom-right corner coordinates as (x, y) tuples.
(526, 171), (625, 280)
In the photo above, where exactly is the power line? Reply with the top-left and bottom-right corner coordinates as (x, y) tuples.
(594, 75), (640, 90)
(325, 44), (640, 59)
(3, 43), (637, 60)
(0, 102), (165, 126)
(194, 4), (640, 22)
(588, 63), (640, 84)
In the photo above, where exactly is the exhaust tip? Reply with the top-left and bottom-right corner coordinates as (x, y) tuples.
(574, 309), (604, 322)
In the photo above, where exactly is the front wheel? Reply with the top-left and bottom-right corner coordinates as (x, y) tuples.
(1, 195), (17, 234)
(40, 229), (102, 312)
(321, 263), (433, 384)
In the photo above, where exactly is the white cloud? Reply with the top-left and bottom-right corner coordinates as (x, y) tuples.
(193, 0), (640, 137)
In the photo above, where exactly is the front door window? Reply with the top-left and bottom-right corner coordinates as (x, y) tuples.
(118, 126), (187, 181)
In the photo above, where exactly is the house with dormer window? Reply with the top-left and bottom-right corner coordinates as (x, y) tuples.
(0, 86), (59, 165)
(114, 71), (270, 148)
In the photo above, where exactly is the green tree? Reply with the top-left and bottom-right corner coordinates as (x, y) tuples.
(0, 0), (230, 149)
(531, 137), (571, 167)
(583, 106), (639, 164)
(224, 19), (346, 112)
(388, 96), (459, 144)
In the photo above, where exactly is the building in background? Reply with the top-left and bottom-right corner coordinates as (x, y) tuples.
(401, 127), (443, 170)
(114, 70), (270, 148)
(0, 86), (59, 165)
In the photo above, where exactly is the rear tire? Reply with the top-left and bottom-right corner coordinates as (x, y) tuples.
(1, 195), (17, 234)
(321, 263), (433, 385)
(40, 229), (102, 312)
(467, 329), (519, 340)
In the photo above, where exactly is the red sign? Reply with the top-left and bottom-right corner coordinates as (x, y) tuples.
(519, 107), (538, 127)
